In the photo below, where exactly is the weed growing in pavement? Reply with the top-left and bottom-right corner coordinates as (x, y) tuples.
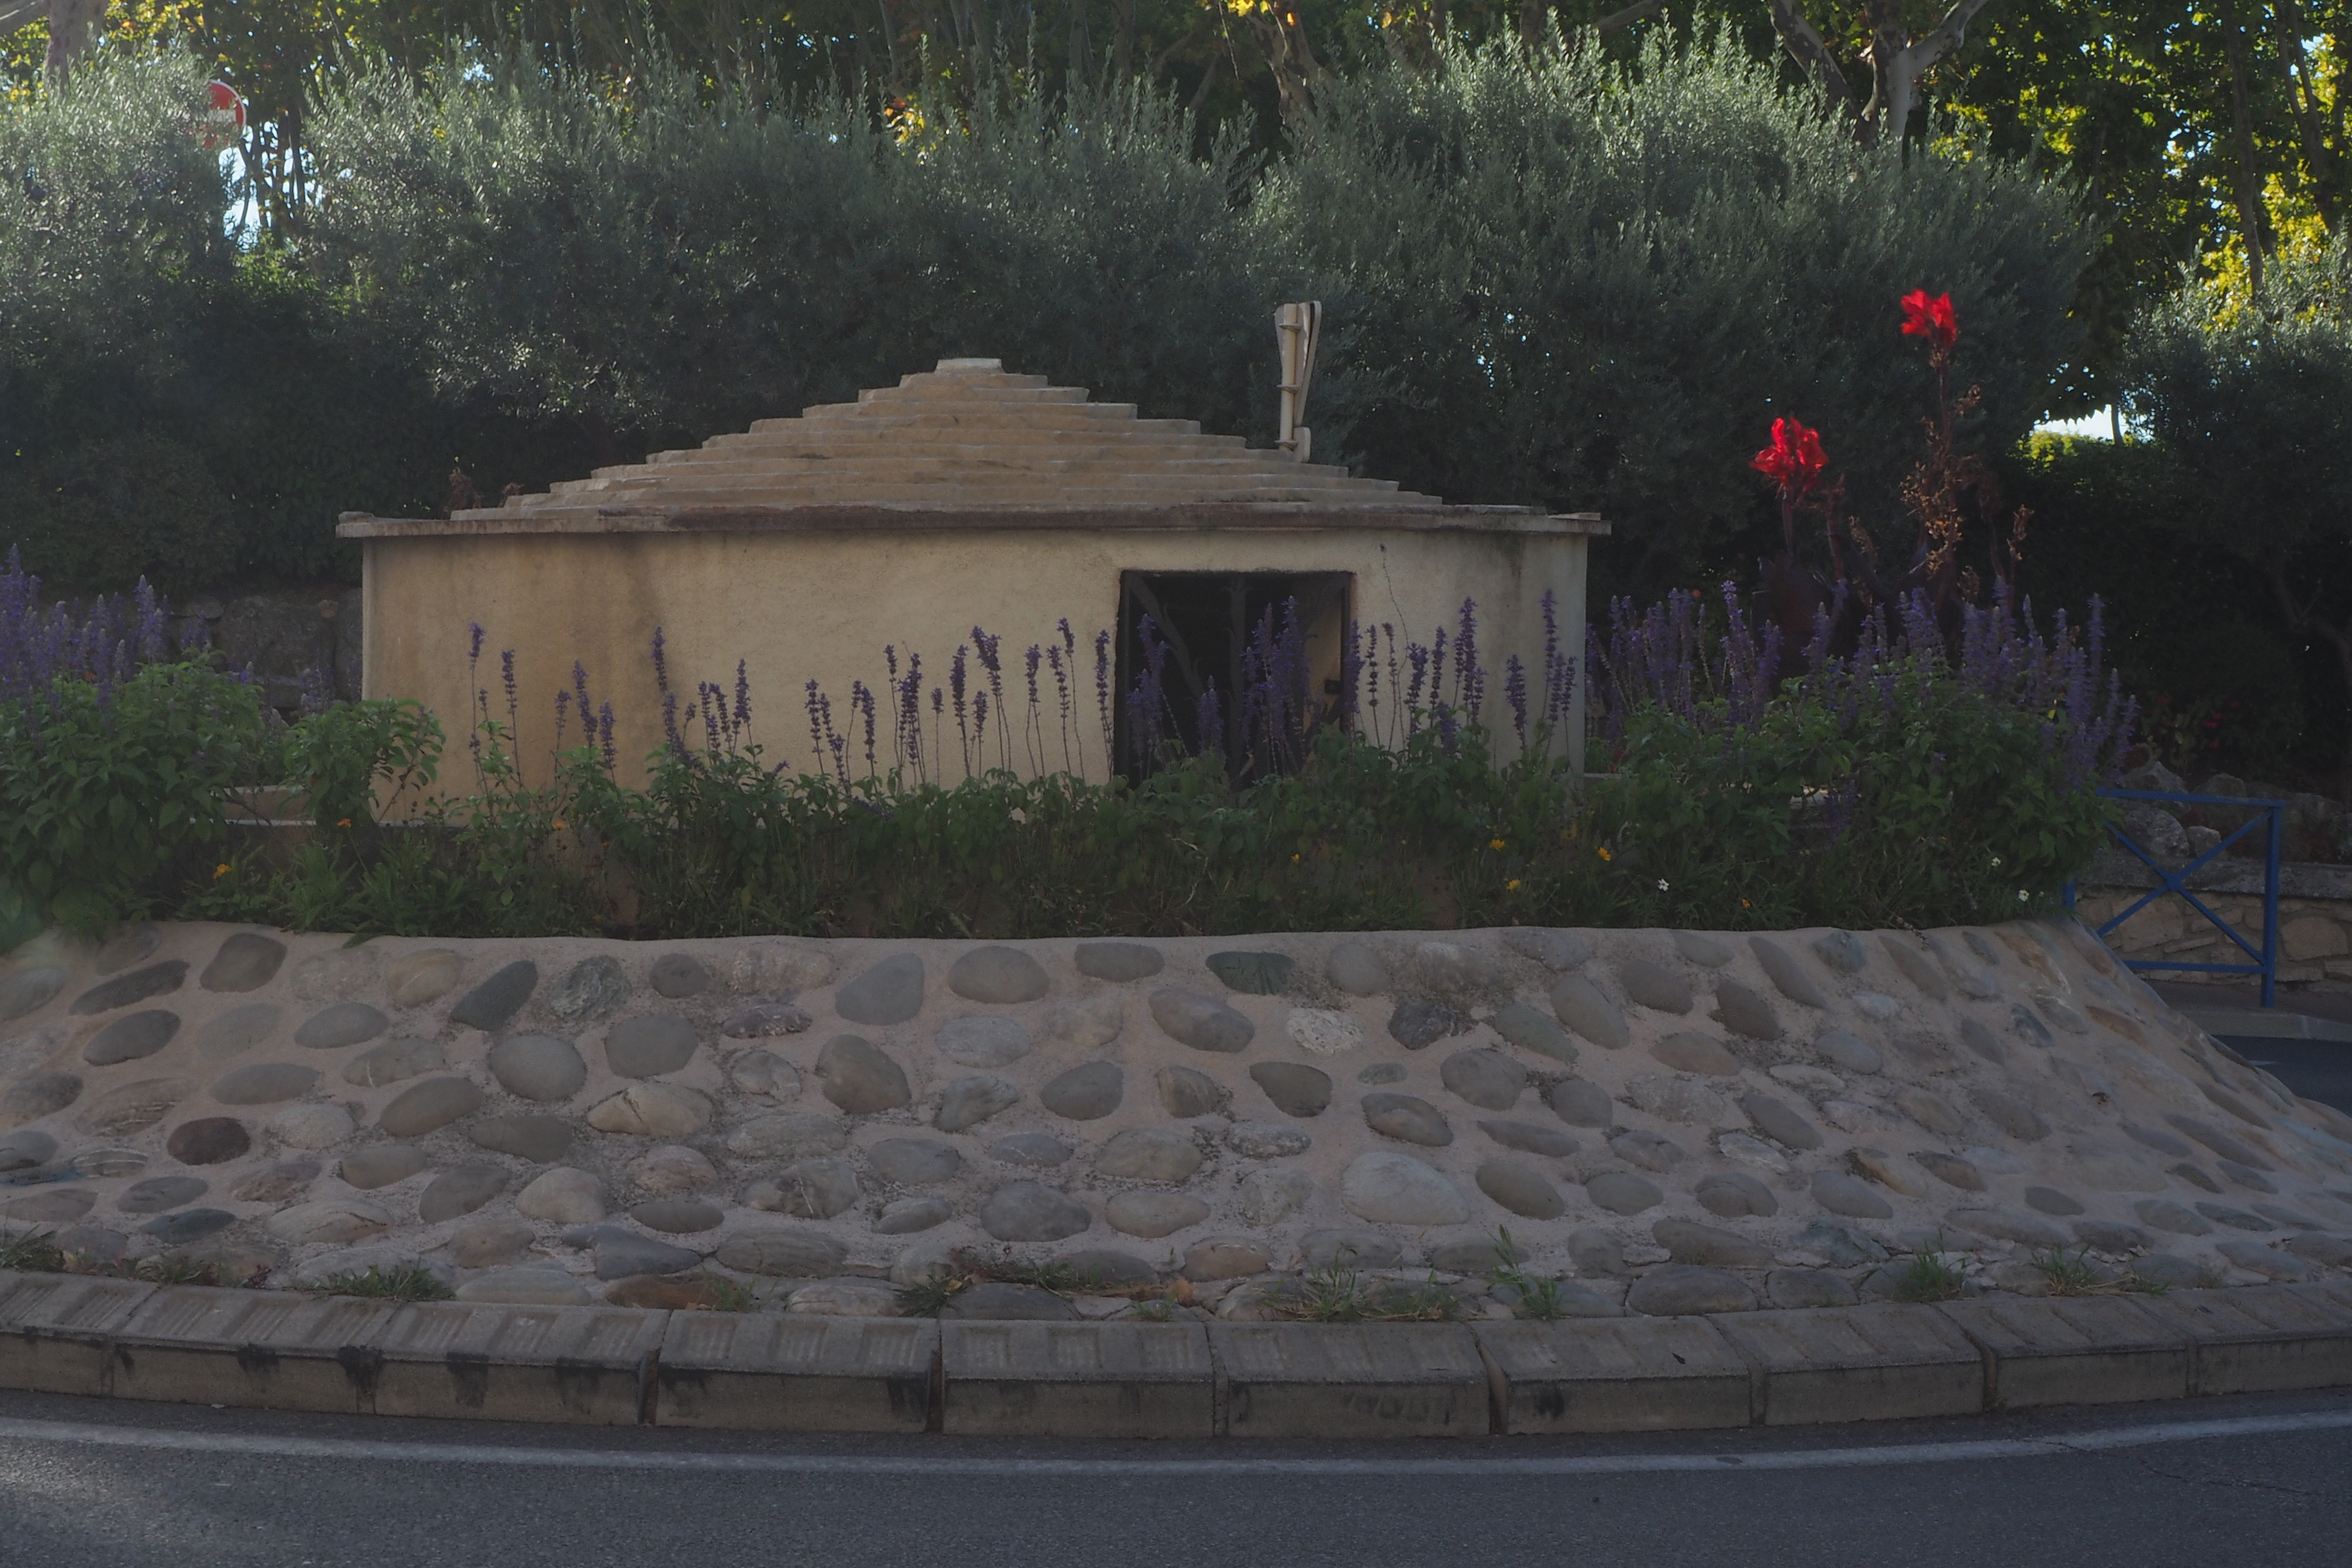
(0, 1229), (65, 1272)
(892, 1273), (966, 1317)
(1382, 1273), (1469, 1322)
(310, 1264), (454, 1303)
(132, 1254), (268, 1288)
(1280, 1255), (1379, 1322)
(701, 1273), (757, 1312)
(1892, 1237), (1969, 1303)
(977, 1255), (1098, 1295)
(2028, 1245), (2121, 1297)
(1275, 1251), (1466, 1323)
(1486, 1226), (1571, 1321)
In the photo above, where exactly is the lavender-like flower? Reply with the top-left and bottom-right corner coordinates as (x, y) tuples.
(1093, 628), (1113, 761)
(1503, 653), (1529, 748)
(1045, 642), (1073, 775)
(973, 625), (1006, 770)
(851, 680), (878, 775)
(297, 661), (336, 718)
(949, 644), (971, 776)
(1454, 599), (1484, 722)
(1196, 682), (1226, 767)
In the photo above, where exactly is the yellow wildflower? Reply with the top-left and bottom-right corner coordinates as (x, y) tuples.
(1506, 879), (1522, 892)
(1488, 838), (1506, 851)
(1597, 846), (1612, 862)
(212, 863), (230, 879)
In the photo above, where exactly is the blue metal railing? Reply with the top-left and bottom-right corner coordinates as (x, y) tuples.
(2065, 788), (2284, 1007)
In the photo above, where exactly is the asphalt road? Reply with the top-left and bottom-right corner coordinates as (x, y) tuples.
(2225, 1038), (2352, 1116)
(1, 1387), (2347, 1568)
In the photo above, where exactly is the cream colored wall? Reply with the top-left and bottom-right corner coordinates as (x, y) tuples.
(361, 524), (1590, 801)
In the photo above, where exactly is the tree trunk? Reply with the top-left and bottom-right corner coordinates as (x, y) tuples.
(1068, 0), (1091, 83)
(2220, 0), (2269, 293)
(1766, 0), (1860, 132)
(1768, 0), (1995, 145)
(40, 0), (101, 80)
(1595, 0), (1666, 39)
(2267, 0), (2338, 231)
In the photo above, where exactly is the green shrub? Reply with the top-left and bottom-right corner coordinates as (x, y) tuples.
(2008, 434), (2316, 776)
(0, 435), (240, 595)
(180, 624), (2119, 942)
(0, 663), (275, 932)
(283, 697), (443, 832)
(2116, 238), (2352, 770)
(1599, 658), (2114, 929)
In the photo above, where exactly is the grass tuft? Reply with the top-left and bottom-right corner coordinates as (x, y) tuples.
(309, 1264), (454, 1303)
(893, 1273), (967, 1317)
(0, 1229), (67, 1273)
(1131, 1291), (1182, 1322)
(134, 1254), (276, 1288)
(1271, 1247), (1466, 1324)
(2028, 1245), (2122, 1297)
(1892, 1236), (1969, 1304)
(702, 1273), (757, 1312)
(1486, 1226), (1571, 1321)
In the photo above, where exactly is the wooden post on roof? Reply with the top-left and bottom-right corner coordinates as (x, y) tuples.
(1276, 301), (1322, 462)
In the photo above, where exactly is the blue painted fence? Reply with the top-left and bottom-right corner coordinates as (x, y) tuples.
(2065, 788), (2284, 1008)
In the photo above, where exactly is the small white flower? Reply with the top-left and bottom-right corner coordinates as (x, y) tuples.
(1656, 878), (1670, 892)
(2017, 889), (2029, 902)
(1990, 855), (2003, 869)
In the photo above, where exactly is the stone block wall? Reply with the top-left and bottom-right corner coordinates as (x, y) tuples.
(2074, 887), (2352, 987)
(175, 587), (364, 714)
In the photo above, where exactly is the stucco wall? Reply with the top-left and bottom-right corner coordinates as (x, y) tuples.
(360, 520), (1593, 797)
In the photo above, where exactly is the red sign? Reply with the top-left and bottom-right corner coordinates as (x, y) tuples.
(200, 81), (246, 151)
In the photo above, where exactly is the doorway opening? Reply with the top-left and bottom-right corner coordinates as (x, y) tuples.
(1114, 570), (1353, 780)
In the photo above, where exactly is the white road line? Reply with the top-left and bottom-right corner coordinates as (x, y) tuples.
(0, 1407), (2347, 1477)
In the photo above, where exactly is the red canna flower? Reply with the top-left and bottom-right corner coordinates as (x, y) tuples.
(1750, 416), (1828, 496)
(1900, 289), (1958, 351)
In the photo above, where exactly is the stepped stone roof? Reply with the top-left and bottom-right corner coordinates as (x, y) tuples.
(339, 359), (1603, 538)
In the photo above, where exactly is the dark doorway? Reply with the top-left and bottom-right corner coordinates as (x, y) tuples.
(1114, 570), (1352, 779)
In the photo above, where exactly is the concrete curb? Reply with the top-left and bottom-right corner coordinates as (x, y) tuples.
(5, 1269), (2352, 1437)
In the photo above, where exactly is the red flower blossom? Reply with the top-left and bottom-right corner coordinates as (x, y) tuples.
(1901, 289), (1958, 351)
(1750, 416), (1828, 496)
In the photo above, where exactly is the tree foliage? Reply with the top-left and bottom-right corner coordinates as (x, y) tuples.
(302, 57), (1278, 439)
(1266, 34), (2087, 579)
(0, 41), (2094, 599)
(2118, 236), (2352, 761)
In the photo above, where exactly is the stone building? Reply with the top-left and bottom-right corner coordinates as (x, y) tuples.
(339, 358), (1605, 787)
